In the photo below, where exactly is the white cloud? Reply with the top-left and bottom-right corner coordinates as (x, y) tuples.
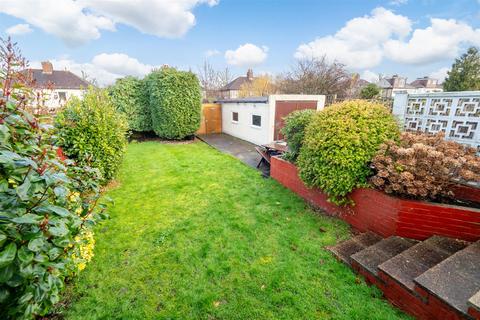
(294, 7), (412, 69)
(384, 18), (480, 65)
(5, 23), (33, 36)
(205, 49), (220, 57)
(389, 0), (408, 6)
(361, 70), (380, 83)
(92, 53), (153, 77)
(429, 67), (450, 83)
(0, 0), (218, 46)
(31, 53), (156, 86)
(225, 43), (268, 67)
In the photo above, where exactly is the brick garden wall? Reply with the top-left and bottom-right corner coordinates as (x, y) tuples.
(270, 156), (480, 242)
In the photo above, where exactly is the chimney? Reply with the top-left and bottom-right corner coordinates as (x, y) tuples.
(246, 68), (253, 81)
(41, 61), (53, 74)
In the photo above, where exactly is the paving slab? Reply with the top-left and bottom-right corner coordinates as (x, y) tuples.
(197, 133), (265, 172)
(378, 236), (469, 291)
(351, 236), (418, 276)
(414, 241), (480, 316)
(328, 232), (382, 265)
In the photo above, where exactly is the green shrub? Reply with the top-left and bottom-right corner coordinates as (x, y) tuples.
(281, 109), (315, 162)
(146, 68), (201, 139)
(297, 100), (400, 205)
(0, 39), (106, 319)
(55, 87), (129, 182)
(109, 76), (152, 132)
(359, 83), (380, 99)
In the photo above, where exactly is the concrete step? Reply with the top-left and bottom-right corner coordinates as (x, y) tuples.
(414, 241), (480, 317)
(328, 232), (382, 265)
(378, 236), (469, 291)
(351, 236), (418, 277)
(468, 291), (480, 319)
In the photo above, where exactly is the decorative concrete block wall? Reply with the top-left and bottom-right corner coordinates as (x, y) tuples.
(392, 91), (480, 151)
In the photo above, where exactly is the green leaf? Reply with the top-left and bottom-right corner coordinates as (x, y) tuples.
(0, 287), (10, 303)
(17, 246), (34, 265)
(0, 233), (6, 248)
(0, 264), (14, 283)
(35, 204), (70, 217)
(0, 242), (17, 268)
(27, 238), (45, 252)
(11, 214), (42, 224)
(49, 224), (69, 237)
(0, 124), (10, 145)
(16, 178), (31, 201)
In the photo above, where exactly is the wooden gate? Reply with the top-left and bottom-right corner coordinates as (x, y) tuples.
(197, 103), (222, 134)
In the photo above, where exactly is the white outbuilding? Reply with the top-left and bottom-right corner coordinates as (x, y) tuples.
(216, 94), (325, 145)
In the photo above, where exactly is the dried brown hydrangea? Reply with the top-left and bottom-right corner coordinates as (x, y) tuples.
(370, 132), (480, 200)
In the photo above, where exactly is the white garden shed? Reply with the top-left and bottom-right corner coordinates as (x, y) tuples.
(216, 94), (325, 145)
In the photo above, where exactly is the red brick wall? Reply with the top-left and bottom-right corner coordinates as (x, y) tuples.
(270, 156), (480, 241)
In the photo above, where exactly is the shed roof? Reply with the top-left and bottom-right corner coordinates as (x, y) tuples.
(215, 96), (268, 103)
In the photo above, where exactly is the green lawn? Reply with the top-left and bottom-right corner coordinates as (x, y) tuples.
(61, 141), (410, 320)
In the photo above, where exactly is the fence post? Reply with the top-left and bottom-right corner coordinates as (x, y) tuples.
(392, 92), (408, 126)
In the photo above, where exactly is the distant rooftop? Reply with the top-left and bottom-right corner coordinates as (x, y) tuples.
(26, 61), (90, 90)
(221, 69), (255, 91)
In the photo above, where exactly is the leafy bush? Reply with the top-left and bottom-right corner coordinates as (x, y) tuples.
(0, 38), (106, 319)
(109, 76), (152, 132)
(297, 100), (400, 205)
(281, 109), (315, 162)
(370, 132), (480, 200)
(359, 83), (380, 99)
(146, 68), (201, 139)
(55, 87), (129, 182)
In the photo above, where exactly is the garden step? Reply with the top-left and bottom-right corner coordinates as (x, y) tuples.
(378, 236), (469, 291)
(350, 236), (418, 277)
(414, 241), (480, 317)
(328, 232), (382, 265)
(468, 291), (480, 319)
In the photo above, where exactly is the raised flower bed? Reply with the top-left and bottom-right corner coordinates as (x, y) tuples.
(271, 156), (480, 242)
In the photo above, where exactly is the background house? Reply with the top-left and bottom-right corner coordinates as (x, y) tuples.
(28, 61), (90, 113)
(379, 75), (443, 98)
(216, 94), (325, 145)
(220, 69), (256, 99)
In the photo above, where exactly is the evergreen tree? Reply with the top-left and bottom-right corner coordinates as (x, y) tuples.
(443, 47), (480, 91)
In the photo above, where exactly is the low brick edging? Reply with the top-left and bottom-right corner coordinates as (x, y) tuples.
(270, 156), (480, 242)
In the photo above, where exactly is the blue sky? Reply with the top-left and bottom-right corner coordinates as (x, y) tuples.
(1, 0), (479, 86)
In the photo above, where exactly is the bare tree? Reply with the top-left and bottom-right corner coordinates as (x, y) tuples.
(81, 70), (98, 87)
(217, 66), (233, 88)
(277, 56), (352, 98)
(197, 60), (233, 101)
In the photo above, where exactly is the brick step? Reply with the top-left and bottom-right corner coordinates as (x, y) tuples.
(414, 241), (480, 318)
(378, 236), (469, 291)
(469, 291), (480, 319)
(350, 236), (418, 284)
(327, 232), (382, 265)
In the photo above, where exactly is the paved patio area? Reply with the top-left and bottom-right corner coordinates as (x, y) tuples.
(196, 133), (268, 174)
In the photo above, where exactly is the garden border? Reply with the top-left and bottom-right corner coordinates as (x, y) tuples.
(271, 156), (480, 242)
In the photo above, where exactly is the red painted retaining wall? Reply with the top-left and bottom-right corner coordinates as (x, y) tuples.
(271, 156), (480, 242)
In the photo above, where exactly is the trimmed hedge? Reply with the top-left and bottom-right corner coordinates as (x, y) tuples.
(146, 68), (201, 139)
(109, 76), (152, 132)
(297, 100), (400, 205)
(55, 87), (129, 183)
(281, 109), (315, 162)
